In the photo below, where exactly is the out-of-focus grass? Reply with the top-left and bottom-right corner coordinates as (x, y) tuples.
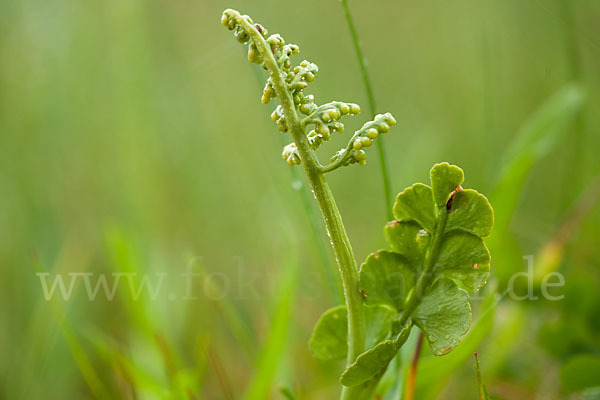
(1, 0), (600, 399)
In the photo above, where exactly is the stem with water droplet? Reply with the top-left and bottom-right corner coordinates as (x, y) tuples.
(236, 17), (367, 398)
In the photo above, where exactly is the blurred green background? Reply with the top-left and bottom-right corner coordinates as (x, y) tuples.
(1, 0), (600, 398)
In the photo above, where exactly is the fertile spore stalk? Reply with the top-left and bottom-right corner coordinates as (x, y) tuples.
(221, 7), (395, 371)
(221, 9), (493, 400)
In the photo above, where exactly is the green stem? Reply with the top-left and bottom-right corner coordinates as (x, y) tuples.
(237, 15), (367, 385)
(284, 158), (343, 302)
(340, 0), (393, 220)
(320, 129), (365, 173)
(359, 206), (450, 398)
(400, 207), (449, 326)
(308, 171), (366, 367)
(247, 49), (342, 303)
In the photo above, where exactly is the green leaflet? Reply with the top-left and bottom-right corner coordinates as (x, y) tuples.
(359, 163), (493, 360)
(412, 279), (471, 356)
(340, 340), (399, 387)
(436, 231), (490, 292)
(365, 165), (492, 297)
(309, 306), (347, 360)
(309, 304), (397, 361)
(359, 251), (417, 310)
(430, 162), (464, 209)
(340, 321), (412, 387)
(384, 220), (431, 268)
(414, 290), (500, 400)
(447, 190), (494, 238)
(393, 183), (436, 232)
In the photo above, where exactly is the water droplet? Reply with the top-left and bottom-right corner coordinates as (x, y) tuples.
(417, 229), (428, 238)
(472, 263), (479, 270)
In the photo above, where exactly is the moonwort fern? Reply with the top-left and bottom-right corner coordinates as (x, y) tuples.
(220, 9), (493, 400)
(313, 163), (493, 388)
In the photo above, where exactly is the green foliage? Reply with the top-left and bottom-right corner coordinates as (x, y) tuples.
(340, 322), (411, 387)
(560, 354), (600, 393)
(435, 232), (490, 292)
(489, 84), (584, 282)
(447, 190), (494, 238)
(309, 306), (348, 361)
(412, 279), (471, 356)
(222, 8), (400, 399)
(359, 163), (493, 356)
(245, 256), (298, 400)
(383, 164), (492, 297)
(309, 304), (397, 361)
(3, 1), (598, 399)
(415, 290), (500, 399)
(392, 184), (437, 232)
(280, 387), (297, 400)
(430, 163), (464, 208)
(222, 8), (495, 399)
(359, 251), (416, 311)
(309, 163), (494, 389)
(474, 353), (491, 400)
(497, 84), (584, 194)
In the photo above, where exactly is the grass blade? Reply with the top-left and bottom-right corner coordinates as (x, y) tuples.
(474, 353), (490, 400)
(492, 84), (585, 233)
(340, 0), (394, 220)
(244, 255), (298, 400)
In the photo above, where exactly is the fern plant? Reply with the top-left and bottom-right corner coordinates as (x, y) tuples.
(221, 9), (493, 400)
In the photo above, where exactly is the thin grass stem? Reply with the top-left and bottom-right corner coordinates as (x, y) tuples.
(340, 0), (394, 220)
